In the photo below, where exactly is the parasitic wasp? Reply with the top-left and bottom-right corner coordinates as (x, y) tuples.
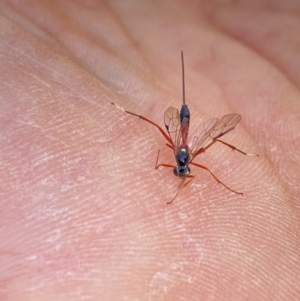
(112, 52), (258, 204)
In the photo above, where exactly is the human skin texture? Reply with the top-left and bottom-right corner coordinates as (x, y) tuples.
(1, 0), (300, 300)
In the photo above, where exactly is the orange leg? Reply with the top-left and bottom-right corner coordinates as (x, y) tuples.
(192, 138), (258, 159)
(190, 161), (243, 195)
(167, 175), (195, 204)
(201, 139), (258, 156)
(212, 140), (258, 156)
(155, 150), (173, 169)
(111, 102), (172, 145)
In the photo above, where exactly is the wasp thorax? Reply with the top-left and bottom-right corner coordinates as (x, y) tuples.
(176, 148), (190, 166)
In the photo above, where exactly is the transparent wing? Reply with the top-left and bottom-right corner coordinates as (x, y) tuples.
(188, 113), (241, 155)
(164, 107), (181, 149)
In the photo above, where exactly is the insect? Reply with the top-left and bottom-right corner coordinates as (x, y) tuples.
(112, 52), (257, 204)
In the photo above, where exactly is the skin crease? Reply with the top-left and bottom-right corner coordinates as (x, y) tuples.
(1, 0), (300, 300)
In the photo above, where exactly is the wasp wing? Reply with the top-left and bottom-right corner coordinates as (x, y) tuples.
(164, 107), (182, 150)
(188, 113), (241, 155)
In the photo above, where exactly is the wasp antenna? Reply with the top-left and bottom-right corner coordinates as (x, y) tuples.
(181, 51), (186, 105)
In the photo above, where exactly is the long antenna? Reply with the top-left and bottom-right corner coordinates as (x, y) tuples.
(181, 51), (186, 105)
